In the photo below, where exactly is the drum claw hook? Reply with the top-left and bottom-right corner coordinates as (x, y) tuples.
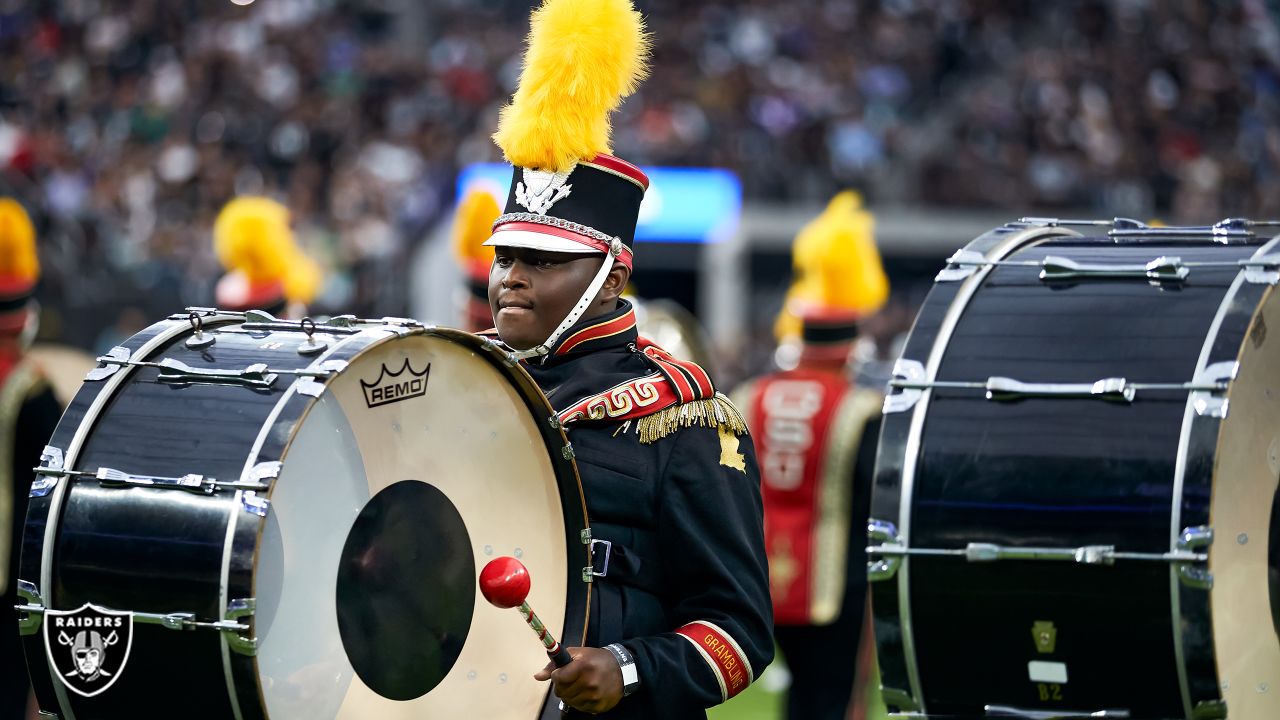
(185, 311), (216, 349)
(297, 317), (329, 356)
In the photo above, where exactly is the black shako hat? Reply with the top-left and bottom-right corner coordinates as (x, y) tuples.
(485, 154), (648, 271)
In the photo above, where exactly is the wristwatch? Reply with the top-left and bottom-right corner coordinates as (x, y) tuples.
(604, 643), (641, 697)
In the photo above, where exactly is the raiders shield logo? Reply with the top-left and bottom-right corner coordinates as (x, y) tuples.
(42, 604), (134, 697)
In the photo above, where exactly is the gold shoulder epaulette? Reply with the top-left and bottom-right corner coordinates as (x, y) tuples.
(637, 392), (748, 445)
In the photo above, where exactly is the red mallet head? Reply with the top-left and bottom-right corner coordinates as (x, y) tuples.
(479, 556), (532, 609)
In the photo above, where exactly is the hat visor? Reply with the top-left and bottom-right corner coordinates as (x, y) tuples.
(483, 228), (603, 254)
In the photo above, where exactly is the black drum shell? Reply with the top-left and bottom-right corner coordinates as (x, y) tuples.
(19, 317), (590, 720)
(871, 226), (1274, 717)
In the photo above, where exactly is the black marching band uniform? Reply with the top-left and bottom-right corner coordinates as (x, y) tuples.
(0, 198), (62, 720)
(478, 0), (773, 716)
(484, 301), (774, 718)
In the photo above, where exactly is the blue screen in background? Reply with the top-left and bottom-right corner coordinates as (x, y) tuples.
(456, 163), (742, 244)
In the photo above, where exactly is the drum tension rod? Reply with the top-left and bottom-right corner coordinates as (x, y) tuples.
(884, 359), (1237, 414)
(32, 466), (272, 494)
(86, 356), (343, 388)
(937, 252), (1280, 283)
(15, 581), (258, 656)
(867, 520), (1213, 589)
(867, 542), (1207, 565)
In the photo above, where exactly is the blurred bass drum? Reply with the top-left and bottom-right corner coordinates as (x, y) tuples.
(870, 219), (1280, 718)
(633, 297), (716, 373)
(17, 311), (589, 719)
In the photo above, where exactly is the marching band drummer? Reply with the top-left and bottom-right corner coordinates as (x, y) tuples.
(478, 0), (773, 716)
(0, 198), (63, 720)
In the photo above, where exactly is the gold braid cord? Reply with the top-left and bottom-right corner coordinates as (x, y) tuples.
(637, 392), (748, 445)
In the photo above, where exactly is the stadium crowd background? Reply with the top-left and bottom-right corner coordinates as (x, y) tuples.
(3, 0), (1277, 383)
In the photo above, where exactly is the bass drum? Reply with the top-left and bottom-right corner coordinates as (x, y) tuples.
(870, 219), (1280, 719)
(17, 311), (589, 720)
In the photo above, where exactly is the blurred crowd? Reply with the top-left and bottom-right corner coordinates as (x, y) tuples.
(1, 0), (1277, 351)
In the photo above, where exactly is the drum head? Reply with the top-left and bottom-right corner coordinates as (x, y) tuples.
(254, 331), (575, 719)
(1211, 287), (1280, 716)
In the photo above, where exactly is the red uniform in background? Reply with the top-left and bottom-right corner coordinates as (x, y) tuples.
(737, 311), (882, 720)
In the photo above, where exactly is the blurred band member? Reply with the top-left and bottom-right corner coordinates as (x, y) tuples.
(0, 198), (62, 720)
(213, 196), (322, 319)
(735, 191), (888, 720)
(451, 188), (501, 332)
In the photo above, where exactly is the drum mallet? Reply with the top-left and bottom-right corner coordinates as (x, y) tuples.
(479, 556), (574, 668)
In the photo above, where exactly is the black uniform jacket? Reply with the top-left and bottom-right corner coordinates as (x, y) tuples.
(496, 300), (774, 719)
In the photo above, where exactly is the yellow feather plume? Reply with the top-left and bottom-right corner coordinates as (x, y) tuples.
(493, 0), (651, 172)
(282, 248), (322, 305)
(775, 191), (889, 341)
(213, 196), (293, 284)
(452, 189), (500, 266)
(0, 197), (38, 283)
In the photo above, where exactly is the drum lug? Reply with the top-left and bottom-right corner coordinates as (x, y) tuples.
(561, 443), (576, 461)
(1175, 525), (1214, 589)
(224, 598), (259, 656)
(1191, 361), (1238, 419)
(884, 359), (925, 414)
(1243, 253), (1280, 284)
(85, 346), (129, 381)
(14, 579), (45, 635)
(867, 519), (905, 582)
(30, 445), (64, 497)
(241, 491), (271, 517)
(935, 249), (986, 282)
(246, 461), (282, 484)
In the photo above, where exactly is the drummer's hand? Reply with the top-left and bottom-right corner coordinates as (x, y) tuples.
(534, 646), (623, 714)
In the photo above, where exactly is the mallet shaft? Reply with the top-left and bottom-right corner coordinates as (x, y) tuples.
(518, 600), (573, 667)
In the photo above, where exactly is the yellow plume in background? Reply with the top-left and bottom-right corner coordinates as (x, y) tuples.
(282, 248), (322, 305)
(774, 191), (889, 342)
(0, 197), (38, 284)
(452, 189), (500, 267)
(493, 0), (651, 172)
(213, 196), (294, 285)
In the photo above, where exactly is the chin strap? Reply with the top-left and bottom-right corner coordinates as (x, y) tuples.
(507, 237), (626, 362)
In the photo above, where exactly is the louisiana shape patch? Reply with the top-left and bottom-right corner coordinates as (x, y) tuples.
(43, 603), (134, 697)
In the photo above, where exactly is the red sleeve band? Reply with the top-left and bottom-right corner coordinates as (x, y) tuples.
(675, 620), (755, 702)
